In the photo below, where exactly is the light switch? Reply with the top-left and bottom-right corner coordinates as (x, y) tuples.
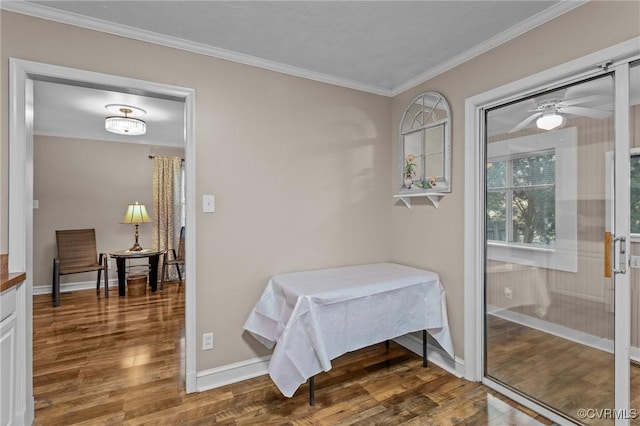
(203, 195), (215, 213)
(33, 200), (39, 209)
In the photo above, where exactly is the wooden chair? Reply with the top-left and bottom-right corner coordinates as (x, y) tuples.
(52, 229), (108, 307)
(161, 226), (185, 290)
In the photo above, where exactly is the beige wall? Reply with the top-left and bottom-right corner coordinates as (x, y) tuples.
(390, 1), (640, 357)
(0, 10), (392, 370)
(32, 135), (184, 287)
(2, 1), (639, 377)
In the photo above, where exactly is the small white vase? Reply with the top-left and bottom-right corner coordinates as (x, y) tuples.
(404, 177), (413, 189)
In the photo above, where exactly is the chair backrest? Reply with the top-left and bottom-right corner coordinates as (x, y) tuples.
(55, 229), (99, 269)
(176, 226), (185, 261)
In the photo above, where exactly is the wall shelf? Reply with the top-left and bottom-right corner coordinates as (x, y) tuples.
(394, 192), (444, 208)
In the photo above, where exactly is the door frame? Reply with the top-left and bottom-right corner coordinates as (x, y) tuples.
(613, 60), (632, 423)
(8, 58), (198, 422)
(464, 38), (640, 424)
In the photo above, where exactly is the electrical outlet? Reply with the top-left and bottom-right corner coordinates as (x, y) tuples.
(631, 255), (640, 269)
(202, 332), (214, 350)
(203, 195), (215, 213)
(504, 287), (513, 300)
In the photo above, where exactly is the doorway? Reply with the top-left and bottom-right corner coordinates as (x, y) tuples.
(8, 58), (197, 422)
(464, 40), (640, 425)
(483, 72), (619, 424)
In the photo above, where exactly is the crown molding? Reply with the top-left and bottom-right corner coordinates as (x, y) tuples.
(390, 1), (587, 97)
(0, 1), (393, 97)
(2, 1), (586, 98)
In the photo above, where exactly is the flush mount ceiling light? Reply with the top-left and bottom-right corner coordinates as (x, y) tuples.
(105, 104), (147, 135)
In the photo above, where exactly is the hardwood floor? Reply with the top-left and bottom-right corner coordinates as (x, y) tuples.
(33, 286), (552, 425)
(487, 314), (640, 426)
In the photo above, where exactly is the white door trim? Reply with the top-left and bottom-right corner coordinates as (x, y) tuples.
(613, 61), (631, 425)
(8, 59), (198, 423)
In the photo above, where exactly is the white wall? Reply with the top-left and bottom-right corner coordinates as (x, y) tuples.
(0, 10), (393, 372)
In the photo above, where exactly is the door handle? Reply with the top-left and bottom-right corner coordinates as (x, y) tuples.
(605, 232), (627, 276)
(613, 235), (627, 275)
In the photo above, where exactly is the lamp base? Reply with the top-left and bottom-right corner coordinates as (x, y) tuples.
(129, 242), (143, 252)
(129, 224), (143, 251)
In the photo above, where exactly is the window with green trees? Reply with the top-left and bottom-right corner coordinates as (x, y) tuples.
(487, 150), (556, 246)
(631, 154), (640, 234)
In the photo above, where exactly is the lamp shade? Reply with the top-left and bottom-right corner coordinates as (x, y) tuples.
(120, 202), (152, 224)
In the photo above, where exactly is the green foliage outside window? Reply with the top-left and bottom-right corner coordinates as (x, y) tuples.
(487, 152), (556, 246)
(631, 155), (640, 234)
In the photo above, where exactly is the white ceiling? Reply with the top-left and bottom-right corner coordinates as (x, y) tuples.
(2, 0), (584, 143)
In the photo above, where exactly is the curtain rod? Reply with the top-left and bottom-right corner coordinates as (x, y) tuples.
(148, 155), (184, 162)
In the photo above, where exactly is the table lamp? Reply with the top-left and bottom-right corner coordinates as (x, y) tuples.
(120, 201), (152, 251)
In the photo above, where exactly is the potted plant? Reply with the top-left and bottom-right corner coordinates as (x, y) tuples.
(403, 154), (416, 189)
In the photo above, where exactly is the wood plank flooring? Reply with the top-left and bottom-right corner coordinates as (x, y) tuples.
(33, 286), (551, 425)
(487, 315), (640, 426)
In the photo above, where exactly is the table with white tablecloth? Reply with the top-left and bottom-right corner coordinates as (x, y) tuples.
(243, 262), (455, 399)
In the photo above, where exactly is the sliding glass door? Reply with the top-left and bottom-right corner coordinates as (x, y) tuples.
(629, 61), (640, 425)
(484, 64), (635, 424)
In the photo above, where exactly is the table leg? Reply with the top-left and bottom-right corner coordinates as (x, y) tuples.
(116, 257), (126, 297)
(149, 254), (159, 292)
(423, 330), (428, 367)
(385, 339), (391, 367)
(309, 376), (315, 406)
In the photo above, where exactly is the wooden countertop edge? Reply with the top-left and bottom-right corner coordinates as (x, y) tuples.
(1, 272), (27, 293)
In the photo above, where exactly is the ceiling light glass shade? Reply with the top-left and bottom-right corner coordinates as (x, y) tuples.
(536, 113), (563, 131)
(105, 116), (146, 135)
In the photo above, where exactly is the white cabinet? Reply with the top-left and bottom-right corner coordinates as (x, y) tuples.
(0, 286), (18, 426)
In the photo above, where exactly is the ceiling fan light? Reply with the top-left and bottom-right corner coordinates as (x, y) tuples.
(536, 113), (563, 131)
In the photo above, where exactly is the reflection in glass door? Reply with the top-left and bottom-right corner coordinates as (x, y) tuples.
(484, 74), (620, 424)
(629, 61), (640, 425)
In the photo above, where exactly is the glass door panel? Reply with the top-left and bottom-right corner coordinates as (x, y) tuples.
(629, 60), (640, 424)
(485, 74), (616, 424)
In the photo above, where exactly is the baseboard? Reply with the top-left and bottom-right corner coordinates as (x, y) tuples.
(548, 288), (604, 304)
(32, 279), (119, 295)
(195, 333), (465, 393)
(393, 333), (465, 378)
(186, 371), (197, 394)
(196, 355), (270, 392)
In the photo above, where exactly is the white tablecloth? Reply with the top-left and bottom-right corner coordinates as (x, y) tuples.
(243, 262), (454, 397)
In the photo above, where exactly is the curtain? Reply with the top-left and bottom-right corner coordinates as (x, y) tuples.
(152, 156), (183, 278)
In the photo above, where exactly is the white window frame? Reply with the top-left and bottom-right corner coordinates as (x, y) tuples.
(487, 149), (555, 246)
(486, 127), (577, 273)
(629, 147), (640, 242)
(609, 147), (640, 243)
